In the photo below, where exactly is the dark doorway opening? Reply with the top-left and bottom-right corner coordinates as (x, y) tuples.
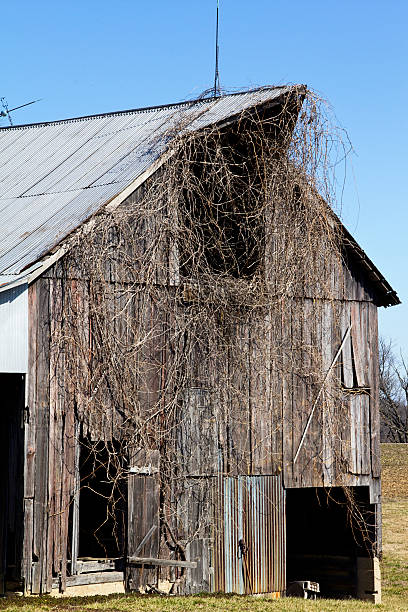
(286, 486), (375, 598)
(76, 440), (127, 560)
(0, 373), (25, 590)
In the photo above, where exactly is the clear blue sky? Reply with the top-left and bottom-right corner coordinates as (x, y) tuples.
(1, 0), (407, 354)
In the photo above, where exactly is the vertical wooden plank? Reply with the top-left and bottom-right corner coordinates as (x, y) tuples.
(269, 305), (282, 474)
(127, 449), (160, 591)
(291, 298), (306, 487)
(350, 302), (366, 387)
(250, 314), (272, 474)
(322, 301), (334, 486)
(281, 299), (292, 487)
(228, 321), (251, 475)
(60, 401), (76, 593)
(70, 423), (80, 576)
(360, 394), (371, 474)
(22, 283), (38, 593)
(31, 278), (51, 594)
(341, 302), (354, 388)
(350, 395), (357, 473)
(349, 394), (370, 475)
(368, 303), (381, 477)
(178, 388), (217, 476)
(22, 499), (34, 594)
(294, 297), (320, 487)
(185, 538), (210, 593)
(309, 299), (324, 487)
(25, 284), (38, 500)
(46, 342), (56, 593)
(339, 393), (352, 475)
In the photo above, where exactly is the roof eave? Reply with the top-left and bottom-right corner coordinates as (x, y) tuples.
(341, 228), (400, 307)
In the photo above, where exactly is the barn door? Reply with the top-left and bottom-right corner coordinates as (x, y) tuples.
(126, 449), (160, 591)
(213, 475), (285, 595)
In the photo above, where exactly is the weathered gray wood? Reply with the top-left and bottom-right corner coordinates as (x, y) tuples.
(24, 283), (38, 500)
(70, 423), (80, 575)
(293, 318), (352, 466)
(185, 538), (210, 593)
(31, 278), (51, 594)
(282, 299), (294, 486)
(250, 314), (273, 474)
(127, 449), (160, 591)
(22, 498), (34, 594)
(134, 525), (157, 555)
(350, 394), (370, 475)
(228, 321), (252, 475)
(341, 302), (353, 387)
(77, 560), (117, 573)
(350, 303), (366, 387)
(54, 571), (124, 588)
(128, 557), (197, 568)
(368, 303), (381, 477)
(296, 297), (318, 487)
(269, 305), (282, 474)
(291, 298), (305, 486)
(321, 301), (334, 486)
(17, 166), (387, 598)
(177, 387), (217, 476)
(22, 283), (38, 594)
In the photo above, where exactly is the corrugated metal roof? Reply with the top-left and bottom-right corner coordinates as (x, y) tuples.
(0, 86), (294, 276)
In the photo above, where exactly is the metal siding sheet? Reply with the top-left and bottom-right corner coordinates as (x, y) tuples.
(237, 477), (244, 594)
(0, 87), (294, 276)
(0, 283), (28, 373)
(214, 474), (285, 594)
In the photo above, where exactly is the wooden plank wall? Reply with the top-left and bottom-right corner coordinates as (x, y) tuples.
(282, 291), (380, 489)
(21, 178), (384, 593)
(127, 449), (160, 591)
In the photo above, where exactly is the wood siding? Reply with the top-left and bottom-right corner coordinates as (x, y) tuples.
(21, 183), (383, 594)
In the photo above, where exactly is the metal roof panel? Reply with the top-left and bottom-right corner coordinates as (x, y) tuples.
(0, 86), (298, 276)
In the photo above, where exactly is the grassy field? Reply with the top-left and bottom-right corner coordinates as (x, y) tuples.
(380, 443), (408, 610)
(1, 444), (407, 611)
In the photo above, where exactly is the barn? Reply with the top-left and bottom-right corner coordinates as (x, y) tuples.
(0, 85), (399, 600)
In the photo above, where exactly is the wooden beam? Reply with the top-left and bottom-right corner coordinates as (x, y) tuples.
(53, 571), (124, 588)
(127, 557), (197, 569)
(76, 560), (117, 573)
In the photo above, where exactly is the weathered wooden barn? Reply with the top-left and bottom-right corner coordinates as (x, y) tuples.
(0, 86), (399, 600)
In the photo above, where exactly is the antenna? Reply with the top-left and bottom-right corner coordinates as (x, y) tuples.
(214, 0), (220, 97)
(0, 98), (41, 126)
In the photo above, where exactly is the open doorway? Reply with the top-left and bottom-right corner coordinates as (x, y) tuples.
(78, 441), (127, 559)
(68, 438), (127, 579)
(0, 373), (25, 591)
(286, 486), (375, 598)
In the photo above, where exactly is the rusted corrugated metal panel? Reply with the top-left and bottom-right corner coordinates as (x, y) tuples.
(0, 87), (294, 276)
(213, 475), (285, 594)
(0, 283), (28, 373)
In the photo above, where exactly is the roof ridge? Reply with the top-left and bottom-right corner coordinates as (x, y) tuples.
(0, 85), (291, 132)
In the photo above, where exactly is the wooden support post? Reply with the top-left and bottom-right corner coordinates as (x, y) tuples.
(70, 423), (80, 576)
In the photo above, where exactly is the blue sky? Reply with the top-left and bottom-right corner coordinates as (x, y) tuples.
(1, 0), (407, 354)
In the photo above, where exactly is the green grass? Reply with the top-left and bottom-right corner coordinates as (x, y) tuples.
(381, 444), (408, 500)
(0, 593), (399, 612)
(1, 444), (407, 611)
(381, 444), (408, 608)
